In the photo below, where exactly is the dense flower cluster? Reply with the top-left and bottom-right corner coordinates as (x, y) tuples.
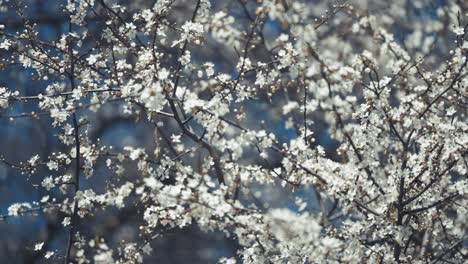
(0, 0), (466, 263)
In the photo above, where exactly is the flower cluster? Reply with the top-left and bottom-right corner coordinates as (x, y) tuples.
(0, 0), (466, 263)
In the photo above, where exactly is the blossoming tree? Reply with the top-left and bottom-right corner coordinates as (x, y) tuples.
(0, 0), (467, 263)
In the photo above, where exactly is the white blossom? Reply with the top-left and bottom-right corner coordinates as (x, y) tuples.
(1, 1), (466, 263)
(44, 251), (54, 259)
(34, 242), (44, 251)
(41, 176), (55, 191)
(62, 217), (71, 227)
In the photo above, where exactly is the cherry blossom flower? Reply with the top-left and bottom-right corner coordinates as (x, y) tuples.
(0, 0), (466, 263)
